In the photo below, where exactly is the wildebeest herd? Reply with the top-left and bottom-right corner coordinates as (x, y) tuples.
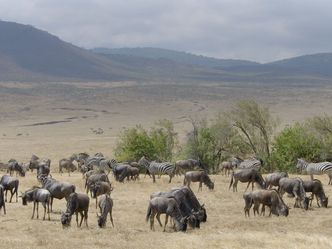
(0, 153), (331, 232)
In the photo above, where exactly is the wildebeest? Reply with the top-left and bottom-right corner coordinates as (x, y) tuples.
(175, 159), (205, 175)
(183, 171), (214, 191)
(37, 164), (50, 180)
(229, 168), (265, 192)
(29, 155), (51, 172)
(0, 184), (6, 214)
(150, 188), (201, 229)
(0, 175), (19, 202)
(265, 172), (289, 189)
(303, 179), (328, 208)
(279, 177), (310, 210)
(91, 181), (113, 208)
(7, 160), (25, 177)
(61, 192), (89, 228)
(40, 176), (76, 212)
(85, 173), (110, 196)
(243, 189), (289, 217)
(146, 196), (188, 232)
(220, 157), (242, 176)
(97, 194), (114, 228)
(59, 155), (78, 176)
(21, 186), (51, 220)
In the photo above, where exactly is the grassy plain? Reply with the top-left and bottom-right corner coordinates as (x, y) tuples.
(1, 81), (332, 248)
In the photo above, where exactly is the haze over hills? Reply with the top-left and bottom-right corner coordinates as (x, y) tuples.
(1, 20), (332, 83)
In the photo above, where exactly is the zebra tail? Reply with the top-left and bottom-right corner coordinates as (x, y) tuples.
(229, 172), (234, 190)
(146, 203), (152, 222)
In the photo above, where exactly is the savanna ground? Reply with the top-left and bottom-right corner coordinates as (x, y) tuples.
(1, 81), (332, 248)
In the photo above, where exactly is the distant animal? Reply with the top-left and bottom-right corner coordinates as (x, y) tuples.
(183, 171), (214, 191)
(302, 179), (328, 208)
(126, 166), (139, 181)
(97, 194), (114, 228)
(7, 160), (25, 177)
(40, 176), (76, 212)
(91, 181), (113, 208)
(279, 177), (310, 210)
(21, 186), (51, 220)
(243, 189), (289, 217)
(265, 172), (288, 189)
(29, 155), (51, 172)
(220, 157), (242, 176)
(146, 196), (188, 232)
(110, 160), (131, 182)
(138, 156), (176, 183)
(238, 157), (263, 170)
(296, 158), (332, 184)
(0, 184), (6, 214)
(175, 159), (205, 175)
(61, 193), (89, 227)
(229, 168), (265, 192)
(59, 155), (78, 176)
(0, 175), (19, 202)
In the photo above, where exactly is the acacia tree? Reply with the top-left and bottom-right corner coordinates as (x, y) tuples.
(228, 100), (278, 160)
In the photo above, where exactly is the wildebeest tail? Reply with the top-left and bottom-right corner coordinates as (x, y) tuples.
(146, 203), (152, 222)
(229, 172), (234, 190)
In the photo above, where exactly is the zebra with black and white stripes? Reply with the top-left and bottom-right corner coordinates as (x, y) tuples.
(296, 158), (332, 184)
(138, 156), (175, 183)
(238, 157), (262, 170)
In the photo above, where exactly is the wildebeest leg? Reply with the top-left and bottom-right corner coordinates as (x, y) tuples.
(198, 181), (203, 192)
(261, 205), (265, 216)
(169, 175), (172, 183)
(109, 209), (114, 227)
(76, 212), (79, 227)
(253, 202), (259, 216)
(79, 212), (84, 227)
(32, 201), (36, 219)
(84, 210), (88, 227)
(315, 194), (320, 207)
(9, 189), (14, 203)
(47, 200), (50, 220)
(96, 198), (98, 209)
(156, 213), (163, 227)
(245, 181), (251, 192)
(15, 186), (18, 202)
(4, 189), (8, 202)
(150, 210), (156, 231)
(42, 202), (46, 220)
(50, 197), (54, 212)
(233, 179), (238, 192)
(310, 174), (314, 181)
(152, 174), (156, 183)
(163, 214), (169, 232)
(36, 202), (39, 219)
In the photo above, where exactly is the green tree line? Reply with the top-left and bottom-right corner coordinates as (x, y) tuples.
(114, 100), (332, 173)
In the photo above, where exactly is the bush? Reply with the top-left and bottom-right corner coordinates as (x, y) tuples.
(114, 120), (178, 162)
(270, 123), (322, 172)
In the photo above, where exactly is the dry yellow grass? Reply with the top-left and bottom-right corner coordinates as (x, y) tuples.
(1, 172), (332, 249)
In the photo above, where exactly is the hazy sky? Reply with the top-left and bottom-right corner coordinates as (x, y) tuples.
(1, 0), (331, 62)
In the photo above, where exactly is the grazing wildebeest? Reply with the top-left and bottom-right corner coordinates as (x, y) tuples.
(59, 155), (78, 176)
(229, 168), (265, 192)
(243, 189), (289, 217)
(40, 176), (76, 212)
(21, 186), (51, 220)
(146, 196), (188, 232)
(138, 156), (175, 183)
(303, 179), (328, 208)
(29, 155), (51, 172)
(0, 175), (19, 202)
(150, 189), (200, 229)
(175, 159), (205, 175)
(279, 177), (310, 210)
(97, 194), (114, 228)
(183, 171), (214, 191)
(61, 193), (89, 228)
(265, 172), (288, 189)
(91, 181), (113, 208)
(85, 173), (110, 196)
(7, 160), (25, 177)
(0, 184), (6, 214)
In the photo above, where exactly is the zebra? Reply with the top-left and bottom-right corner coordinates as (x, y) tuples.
(238, 157), (262, 170)
(138, 156), (175, 183)
(296, 158), (332, 184)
